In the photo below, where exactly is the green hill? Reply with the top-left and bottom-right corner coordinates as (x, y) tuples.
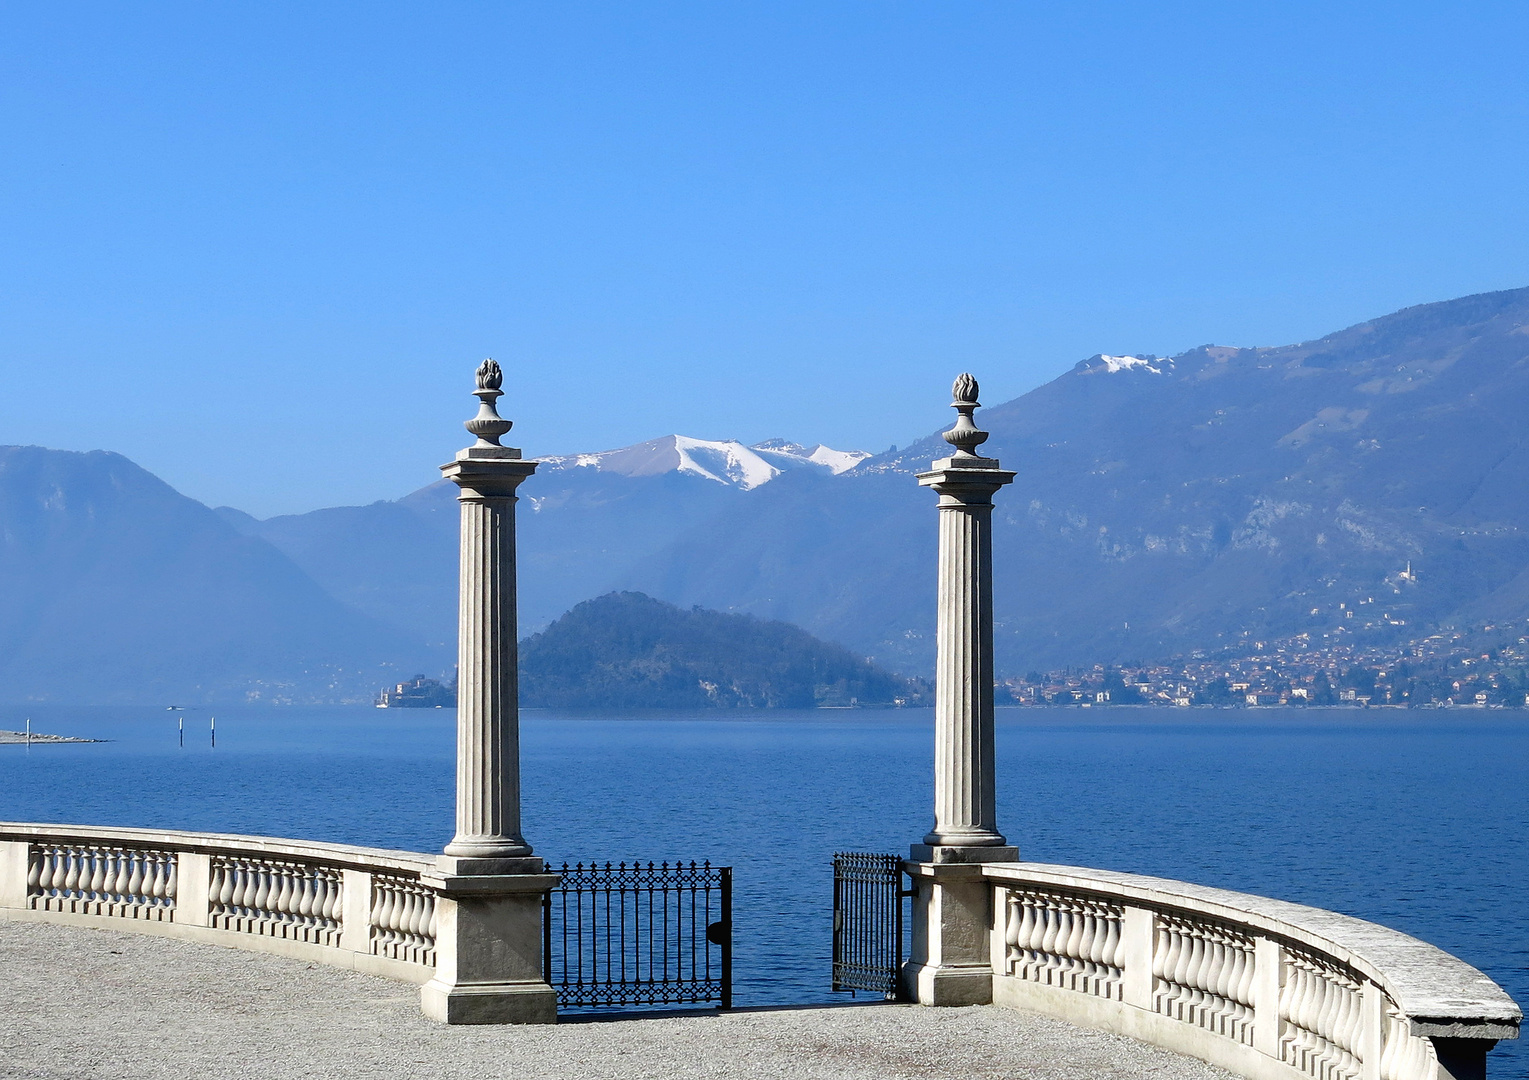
(519, 592), (925, 709)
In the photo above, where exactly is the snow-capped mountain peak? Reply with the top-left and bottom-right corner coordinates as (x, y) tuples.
(1079, 354), (1172, 375)
(750, 439), (871, 475)
(540, 435), (871, 490)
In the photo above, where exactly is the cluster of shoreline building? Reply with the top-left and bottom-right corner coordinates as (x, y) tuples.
(1002, 620), (1529, 708)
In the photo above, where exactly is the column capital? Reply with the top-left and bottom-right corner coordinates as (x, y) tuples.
(916, 459), (1016, 499)
(441, 451), (538, 494)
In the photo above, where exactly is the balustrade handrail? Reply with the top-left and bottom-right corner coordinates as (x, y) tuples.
(980, 862), (1521, 1040)
(0, 822), (435, 878)
(0, 820), (443, 985)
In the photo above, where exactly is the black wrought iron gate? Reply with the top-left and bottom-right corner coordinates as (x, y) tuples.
(543, 861), (732, 1010)
(831, 852), (907, 999)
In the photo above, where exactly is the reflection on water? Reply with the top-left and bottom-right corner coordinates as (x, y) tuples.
(1, 705), (1524, 1075)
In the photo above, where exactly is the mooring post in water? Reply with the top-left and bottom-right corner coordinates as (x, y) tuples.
(903, 373), (1017, 1007)
(419, 358), (558, 1026)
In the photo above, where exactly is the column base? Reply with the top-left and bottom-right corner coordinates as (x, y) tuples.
(903, 861), (997, 1007)
(421, 870), (559, 1025)
(420, 978), (558, 1025)
(910, 844), (1017, 864)
(901, 960), (995, 1006)
(435, 853), (545, 877)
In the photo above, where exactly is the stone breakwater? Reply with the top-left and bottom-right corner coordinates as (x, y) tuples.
(0, 920), (1237, 1080)
(0, 730), (99, 744)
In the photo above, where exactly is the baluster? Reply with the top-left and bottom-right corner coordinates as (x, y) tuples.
(407, 888), (427, 942)
(371, 881), (391, 942)
(1184, 930), (1209, 1020)
(148, 853), (168, 903)
(1079, 908), (1101, 991)
(44, 847), (64, 895)
(127, 851), (146, 905)
(85, 849), (105, 903)
(325, 872), (343, 924)
(163, 854), (176, 905)
(1171, 925), (1196, 1018)
(1300, 966), (1326, 1062)
(235, 861), (254, 916)
(273, 868), (294, 924)
(1229, 944), (1253, 1035)
(1064, 901), (1086, 963)
(252, 865), (272, 916)
(63, 848), (82, 897)
(109, 851), (131, 906)
(1152, 922), (1172, 1007)
(295, 870), (309, 927)
(1279, 960), (1300, 1062)
(1016, 897), (1039, 975)
(309, 875), (329, 929)
(1379, 1007), (1402, 1080)
(370, 881), (388, 946)
(1040, 899), (1061, 957)
(1102, 913), (1122, 973)
(1341, 984), (1364, 1077)
(26, 847), (42, 895)
(109, 850), (124, 901)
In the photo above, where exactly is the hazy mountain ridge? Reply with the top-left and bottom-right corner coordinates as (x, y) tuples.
(0, 446), (433, 703)
(680, 285), (1529, 672)
(9, 286), (1529, 701)
(185, 285), (1529, 680)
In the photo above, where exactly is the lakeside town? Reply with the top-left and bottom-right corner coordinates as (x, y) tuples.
(1003, 619), (1529, 708)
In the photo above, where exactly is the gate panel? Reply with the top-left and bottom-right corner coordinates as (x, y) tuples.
(543, 861), (731, 1010)
(832, 851), (905, 999)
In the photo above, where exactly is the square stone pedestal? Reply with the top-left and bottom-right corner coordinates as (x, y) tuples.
(419, 860), (559, 1025)
(902, 847), (1016, 1007)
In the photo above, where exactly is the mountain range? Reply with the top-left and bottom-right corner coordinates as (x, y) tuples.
(7, 285), (1529, 702)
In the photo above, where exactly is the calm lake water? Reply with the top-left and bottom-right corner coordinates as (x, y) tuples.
(1, 706), (1525, 1076)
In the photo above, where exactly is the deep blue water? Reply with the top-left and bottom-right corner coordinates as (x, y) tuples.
(1, 706), (1525, 1076)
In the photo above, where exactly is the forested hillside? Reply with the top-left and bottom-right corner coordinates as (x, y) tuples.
(519, 592), (925, 708)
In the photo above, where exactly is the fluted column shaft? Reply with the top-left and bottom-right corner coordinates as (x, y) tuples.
(440, 456), (537, 861)
(916, 461), (1015, 853)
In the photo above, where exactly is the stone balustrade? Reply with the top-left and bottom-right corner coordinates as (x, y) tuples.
(961, 863), (1521, 1080)
(0, 823), (439, 983)
(2, 821), (1517, 1079)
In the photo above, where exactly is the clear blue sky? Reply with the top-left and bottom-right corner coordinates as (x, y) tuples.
(2, 2), (1526, 516)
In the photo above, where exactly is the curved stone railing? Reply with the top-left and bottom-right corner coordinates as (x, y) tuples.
(0, 823), (440, 983)
(967, 863), (1521, 1080)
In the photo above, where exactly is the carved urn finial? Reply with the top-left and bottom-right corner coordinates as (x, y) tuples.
(942, 372), (988, 458)
(465, 358), (513, 447)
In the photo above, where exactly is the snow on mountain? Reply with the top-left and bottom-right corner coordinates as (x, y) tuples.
(541, 435), (870, 489)
(1079, 354), (1173, 375)
(750, 439), (872, 475)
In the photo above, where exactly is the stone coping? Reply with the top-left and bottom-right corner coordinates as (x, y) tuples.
(0, 821), (436, 877)
(981, 862), (1521, 1040)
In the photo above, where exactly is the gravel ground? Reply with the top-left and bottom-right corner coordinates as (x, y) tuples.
(0, 920), (1239, 1080)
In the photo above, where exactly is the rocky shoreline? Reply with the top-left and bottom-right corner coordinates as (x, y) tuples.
(0, 729), (100, 744)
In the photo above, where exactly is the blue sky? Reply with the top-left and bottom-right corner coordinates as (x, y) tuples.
(2, 2), (1527, 516)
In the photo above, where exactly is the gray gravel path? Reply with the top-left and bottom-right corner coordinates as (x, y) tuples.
(0, 920), (1239, 1080)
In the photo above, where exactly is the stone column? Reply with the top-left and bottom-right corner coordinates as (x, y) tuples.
(904, 373), (1016, 1007)
(420, 359), (559, 1025)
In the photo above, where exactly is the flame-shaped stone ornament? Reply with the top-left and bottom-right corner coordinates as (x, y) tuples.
(465, 359), (513, 447)
(942, 372), (988, 458)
